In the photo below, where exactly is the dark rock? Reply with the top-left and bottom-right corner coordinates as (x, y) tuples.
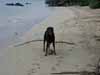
(25, 2), (31, 5)
(6, 2), (24, 7)
(15, 3), (24, 6)
(6, 3), (14, 6)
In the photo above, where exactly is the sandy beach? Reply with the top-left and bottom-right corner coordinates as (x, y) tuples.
(1, 6), (100, 75)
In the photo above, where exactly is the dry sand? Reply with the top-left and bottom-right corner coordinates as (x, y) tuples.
(1, 6), (100, 75)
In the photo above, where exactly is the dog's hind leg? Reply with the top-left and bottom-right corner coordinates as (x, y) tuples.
(53, 42), (56, 55)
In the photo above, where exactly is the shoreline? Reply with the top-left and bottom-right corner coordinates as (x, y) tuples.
(0, 0), (53, 49)
(21, 7), (75, 42)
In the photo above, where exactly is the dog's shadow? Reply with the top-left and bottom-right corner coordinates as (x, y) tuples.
(48, 49), (55, 55)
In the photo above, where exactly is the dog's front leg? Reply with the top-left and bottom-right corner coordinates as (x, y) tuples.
(43, 39), (45, 52)
(45, 42), (50, 56)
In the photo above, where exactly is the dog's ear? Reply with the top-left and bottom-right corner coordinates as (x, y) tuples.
(51, 27), (54, 32)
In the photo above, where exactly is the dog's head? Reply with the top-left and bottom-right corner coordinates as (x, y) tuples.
(46, 27), (54, 35)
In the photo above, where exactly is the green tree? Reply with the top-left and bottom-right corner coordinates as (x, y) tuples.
(45, 0), (100, 9)
(89, 0), (100, 9)
(79, 0), (89, 6)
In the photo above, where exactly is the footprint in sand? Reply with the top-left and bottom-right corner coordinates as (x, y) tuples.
(56, 56), (64, 64)
(68, 49), (73, 52)
(27, 63), (40, 75)
(27, 68), (37, 75)
(31, 68), (37, 73)
(58, 59), (63, 64)
(32, 63), (40, 70)
(56, 55), (64, 59)
(55, 63), (60, 67)
(51, 66), (57, 71)
(51, 62), (62, 72)
(32, 63), (40, 66)
(40, 56), (44, 59)
(27, 72), (31, 75)
(27, 69), (36, 75)
(86, 64), (94, 68)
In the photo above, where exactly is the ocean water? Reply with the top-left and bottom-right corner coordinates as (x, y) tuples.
(0, 0), (53, 49)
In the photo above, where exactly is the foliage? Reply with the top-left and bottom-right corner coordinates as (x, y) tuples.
(79, 0), (89, 6)
(89, 0), (100, 9)
(45, 0), (100, 9)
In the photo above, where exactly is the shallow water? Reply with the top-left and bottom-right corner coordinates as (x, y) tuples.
(0, 0), (53, 49)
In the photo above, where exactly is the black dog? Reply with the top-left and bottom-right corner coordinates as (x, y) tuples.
(43, 27), (56, 56)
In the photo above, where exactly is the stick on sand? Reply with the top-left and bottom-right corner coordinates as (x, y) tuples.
(14, 39), (75, 47)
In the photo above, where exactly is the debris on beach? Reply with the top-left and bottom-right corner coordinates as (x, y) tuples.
(6, 3), (24, 7)
(25, 3), (32, 5)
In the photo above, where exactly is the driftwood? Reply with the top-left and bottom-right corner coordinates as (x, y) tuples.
(51, 71), (95, 75)
(95, 58), (100, 75)
(14, 39), (75, 47)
